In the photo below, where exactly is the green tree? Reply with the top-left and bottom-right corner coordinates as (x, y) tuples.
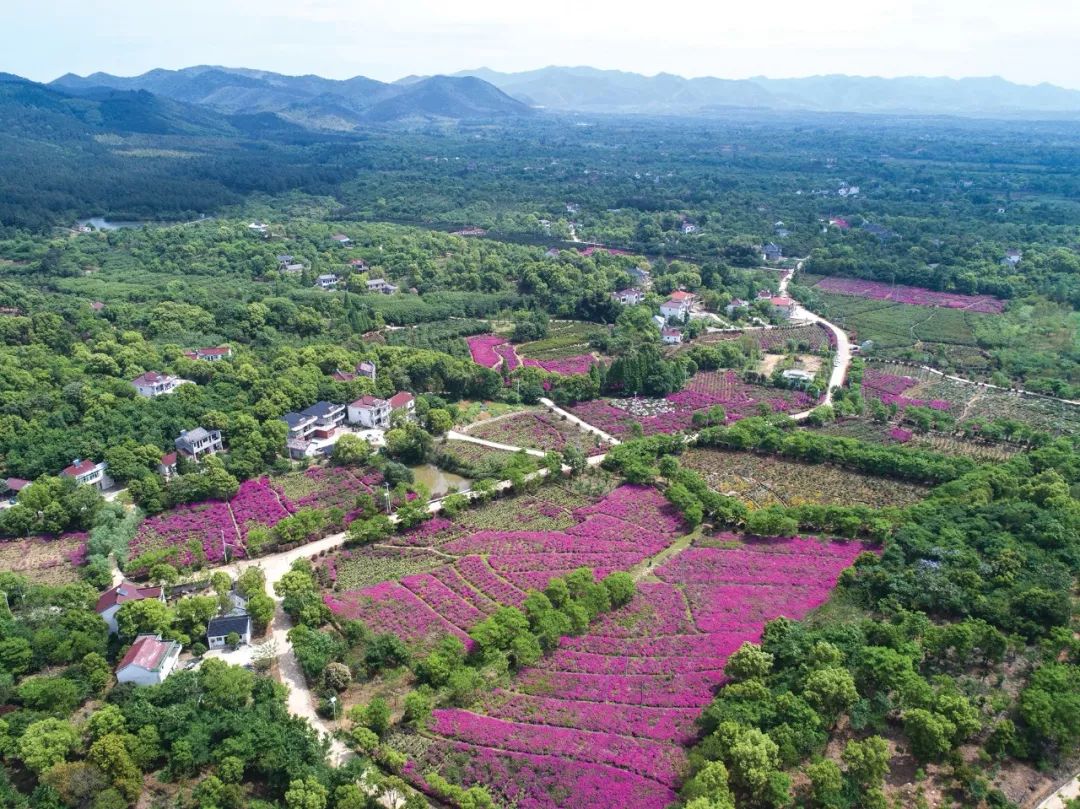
(285, 777), (328, 809)
(725, 642), (774, 682)
(17, 718), (80, 774)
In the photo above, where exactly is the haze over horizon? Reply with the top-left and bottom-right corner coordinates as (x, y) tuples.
(6, 0), (1080, 90)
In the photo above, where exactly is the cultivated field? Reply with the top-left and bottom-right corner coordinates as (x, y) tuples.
(680, 448), (928, 508)
(464, 409), (611, 456)
(0, 532), (87, 585)
(393, 532), (867, 808)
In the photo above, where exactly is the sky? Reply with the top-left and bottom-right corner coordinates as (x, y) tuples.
(5, 0), (1080, 89)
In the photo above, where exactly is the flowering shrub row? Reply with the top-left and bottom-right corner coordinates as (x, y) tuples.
(862, 368), (951, 412)
(466, 333), (595, 377)
(0, 532), (89, 585)
(816, 276), (1005, 313)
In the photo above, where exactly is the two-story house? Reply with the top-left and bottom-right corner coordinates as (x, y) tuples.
(131, 371), (189, 398)
(365, 278), (398, 295)
(315, 274), (339, 290)
(175, 427), (224, 461)
(348, 395), (391, 428)
(659, 290), (695, 322)
(61, 459), (112, 491)
(612, 288), (644, 306)
(763, 242), (783, 262)
(96, 580), (166, 634)
(356, 360), (377, 381)
(389, 391), (416, 421)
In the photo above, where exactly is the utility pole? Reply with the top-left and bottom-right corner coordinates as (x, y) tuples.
(221, 529), (228, 564)
(384, 483), (391, 514)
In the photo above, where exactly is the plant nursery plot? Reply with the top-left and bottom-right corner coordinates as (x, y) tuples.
(518, 322), (605, 360)
(697, 323), (834, 353)
(404, 533), (868, 809)
(813, 276), (1005, 313)
(465, 410), (610, 457)
(889, 363), (1080, 435)
(0, 533), (87, 585)
(467, 333), (596, 375)
(568, 370), (817, 438)
(322, 484), (686, 654)
(679, 447), (928, 508)
(440, 438), (538, 477)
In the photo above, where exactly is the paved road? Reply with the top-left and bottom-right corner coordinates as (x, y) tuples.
(778, 263), (852, 411)
(1036, 775), (1080, 809)
(445, 430), (548, 458)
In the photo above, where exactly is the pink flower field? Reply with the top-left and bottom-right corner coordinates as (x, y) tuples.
(466, 410), (610, 457)
(323, 484), (685, 650)
(467, 334), (595, 377)
(404, 533), (868, 808)
(568, 370), (818, 437)
(862, 367), (951, 412)
(815, 276), (1005, 313)
(128, 466), (384, 570)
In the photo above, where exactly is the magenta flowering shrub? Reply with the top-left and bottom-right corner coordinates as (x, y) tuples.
(816, 276), (1005, 313)
(230, 477), (290, 538)
(130, 499), (238, 568)
(889, 427), (914, 443)
(466, 334), (508, 368)
(324, 581), (475, 650)
(467, 333), (596, 377)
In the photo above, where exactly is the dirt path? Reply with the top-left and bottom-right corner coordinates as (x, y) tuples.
(629, 531), (697, 583)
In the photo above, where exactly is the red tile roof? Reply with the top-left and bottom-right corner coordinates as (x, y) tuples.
(668, 290), (694, 301)
(117, 635), (174, 672)
(351, 395), (387, 408)
(331, 371), (356, 382)
(132, 371), (168, 386)
(62, 459), (98, 477)
(160, 452), (177, 467)
(389, 391), (414, 409)
(769, 296), (794, 306)
(95, 581), (163, 614)
(5, 477), (29, 492)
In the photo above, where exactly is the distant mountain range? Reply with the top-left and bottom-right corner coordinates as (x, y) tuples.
(50, 66), (531, 129)
(453, 66), (1080, 117)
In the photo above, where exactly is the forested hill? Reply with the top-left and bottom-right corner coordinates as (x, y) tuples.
(50, 66), (531, 128)
(453, 66), (1080, 117)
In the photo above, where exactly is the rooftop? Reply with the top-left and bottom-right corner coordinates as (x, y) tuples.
(96, 581), (163, 613)
(207, 614), (251, 638)
(117, 635), (178, 673)
(389, 391), (414, 409)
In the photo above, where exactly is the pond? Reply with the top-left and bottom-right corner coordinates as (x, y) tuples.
(409, 464), (471, 498)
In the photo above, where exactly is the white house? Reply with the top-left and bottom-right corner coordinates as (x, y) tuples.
(652, 315), (666, 330)
(131, 371), (188, 398)
(389, 391), (416, 420)
(348, 395), (391, 428)
(248, 222), (268, 234)
(661, 327), (683, 345)
(282, 411), (318, 443)
(206, 614), (252, 649)
(158, 452), (178, 479)
(681, 222), (698, 234)
(612, 288), (644, 306)
(96, 581), (166, 635)
(183, 346), (231, 362)
(282, 402), (348, 458)
(116, 635), (180, 686)
(768, 296), (796, 319)
(365, 278), (398, 295)
(331, 234), (351, 245)
(315, 274), (339, 290)
(782, 369), (815, 385)
(61, 459), (112, 491)
(1002, 249), (1022, 266)
(175, 427), (224, 461)
(660, 291), (695, 322)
